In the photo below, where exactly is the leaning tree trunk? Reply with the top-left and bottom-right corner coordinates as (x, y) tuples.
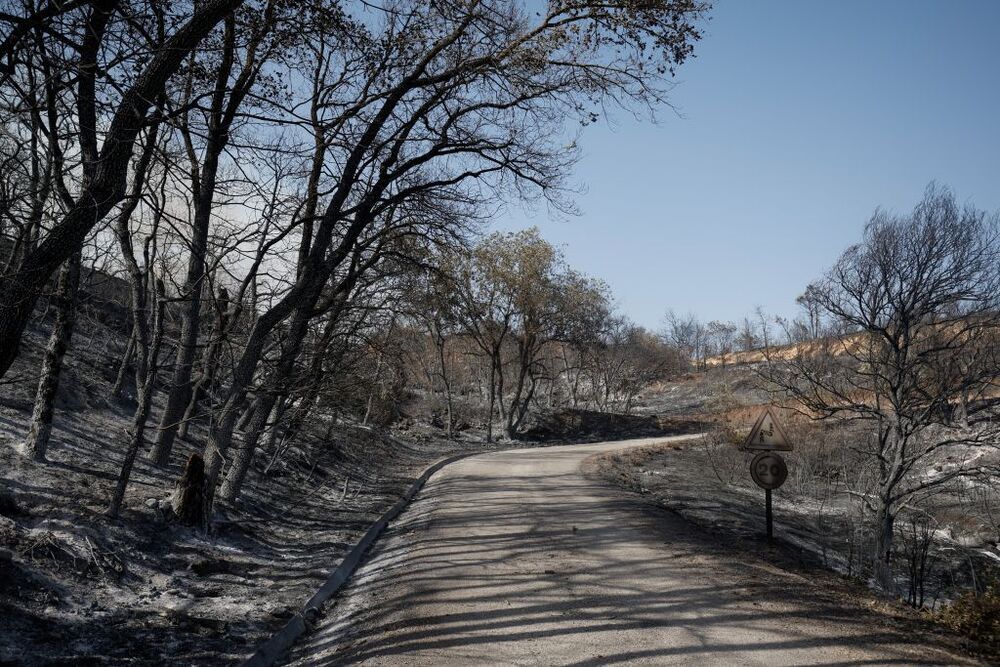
(107, 377), (156, 517)
(260, 397), (289, 471)
(505, 339), (534, 439)
(219, 393), (275, 501)
(220, 306), (312, 501)
(149, 268), (206, 464)
(510, 372), (538, 437)
(237, 397), (258, 431)
(108, 291), (165, 517)
(150, 38), (236, 465)
(177, 373), (203, 440)
(22, 251), (81, 462)
(178, 288), (229, 440)
(200, 298), (302, 520)
(110, 323), (137, 398)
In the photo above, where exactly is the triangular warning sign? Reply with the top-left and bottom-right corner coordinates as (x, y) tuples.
(743, 408), (793, 451)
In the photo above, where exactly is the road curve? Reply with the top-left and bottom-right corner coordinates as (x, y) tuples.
(285, 436), (974, 666)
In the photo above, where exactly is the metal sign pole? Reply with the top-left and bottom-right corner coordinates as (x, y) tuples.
(765, 488), (773, 540)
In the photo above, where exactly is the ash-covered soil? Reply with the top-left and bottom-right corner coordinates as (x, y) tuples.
(632, 365), (770, 418)
(0, 420), (490, 665)
(591, 440), (851, 568)
(520, 407), (704, 443)
(591, 438), (1000, 659)
(0, 321), (506, 665)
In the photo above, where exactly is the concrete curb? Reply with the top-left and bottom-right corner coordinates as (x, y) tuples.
(241, 452), (471, 667)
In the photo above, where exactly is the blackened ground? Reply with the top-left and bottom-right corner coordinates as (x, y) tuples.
(0, 319), (511, 666)
(521, 408), (704, 443)
(591, 439), (1000, 662)
(0, 316), (706, 665)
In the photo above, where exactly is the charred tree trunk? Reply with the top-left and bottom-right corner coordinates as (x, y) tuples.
(505, 336), (535, 439)
(261, 396), (288, 463)
(111, 324), (137, 399)
(178, 287), (230, 440)
(219, 393), (274, 501)
(150, 246), (209, 463)
(22, 251), (81, 462)
(104, 103), (164, 512)
(873, 497), (897, 593)
(237, 398), (257, 431)
(108, 286), (165, 517)
(510, 372), (538, 437)
(201, 297), (308, 518)
(171, 452), (207, 526)
(219, 307), (312, 501)
(150, 18), (240, 465)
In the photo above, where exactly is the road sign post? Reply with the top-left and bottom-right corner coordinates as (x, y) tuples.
(743, 409), (792, 540)
(766, 488), (772, 539)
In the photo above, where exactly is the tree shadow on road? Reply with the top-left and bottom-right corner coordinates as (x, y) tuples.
(285, 448), (973, 666)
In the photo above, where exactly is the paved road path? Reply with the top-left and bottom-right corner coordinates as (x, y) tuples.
(286, 437), (974, 666)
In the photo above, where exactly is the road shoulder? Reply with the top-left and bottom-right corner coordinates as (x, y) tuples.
(586, 441), (989, 665)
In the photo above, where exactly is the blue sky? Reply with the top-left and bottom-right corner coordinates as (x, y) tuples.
(496, 0), (1000, 330)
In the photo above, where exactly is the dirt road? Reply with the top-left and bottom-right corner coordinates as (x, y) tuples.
(284, 436), (975, 666)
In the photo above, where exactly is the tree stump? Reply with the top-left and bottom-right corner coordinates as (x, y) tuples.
(172, 453), (206, 526)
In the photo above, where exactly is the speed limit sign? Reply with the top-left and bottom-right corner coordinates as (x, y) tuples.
(750, 452), (787, 490)
(749, 451), (788, 540)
